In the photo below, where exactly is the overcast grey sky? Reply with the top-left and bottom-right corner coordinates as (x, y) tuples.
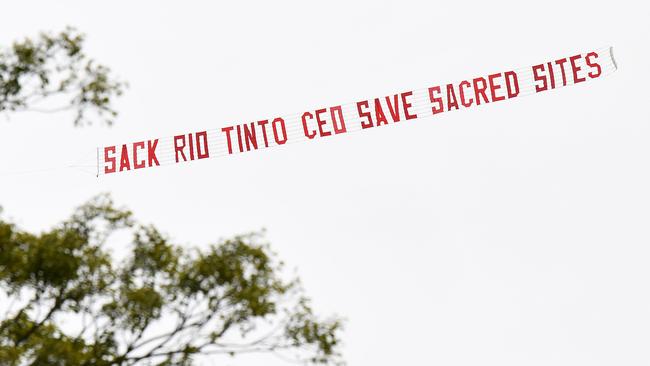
(1, 1), (649, 365)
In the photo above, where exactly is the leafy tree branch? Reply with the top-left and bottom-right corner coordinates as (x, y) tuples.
(0, 27), (126, 125)
(0, 195), (344, 365)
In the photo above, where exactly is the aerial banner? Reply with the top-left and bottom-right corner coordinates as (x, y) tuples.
(98, 47), (617, 176)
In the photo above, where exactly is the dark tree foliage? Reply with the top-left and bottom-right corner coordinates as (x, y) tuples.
(0, 27), (125, 125)
(0, 195), (343, 365)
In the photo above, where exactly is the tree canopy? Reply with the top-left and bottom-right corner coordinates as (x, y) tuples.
(0, 27), (343, 365)
(0, 27), (125, 125)
(0, 195), (343, 365)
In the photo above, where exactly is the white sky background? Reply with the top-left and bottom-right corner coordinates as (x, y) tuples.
(1, 1), (649, 365)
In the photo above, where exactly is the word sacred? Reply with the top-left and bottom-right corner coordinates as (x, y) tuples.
(101, 49), (613, 175)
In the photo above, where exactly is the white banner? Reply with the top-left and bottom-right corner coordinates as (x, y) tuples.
(99, 47), (618, 175)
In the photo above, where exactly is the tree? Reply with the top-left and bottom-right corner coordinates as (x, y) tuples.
(0, 29), (343, 365)
(0, 195), (343, 365)
(0, 27), (125, 125)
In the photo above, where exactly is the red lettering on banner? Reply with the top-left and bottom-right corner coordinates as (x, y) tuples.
(555, 58), (568, 86)
(302, 112), (317, 139)
(428, 86), (443, 115)
(133, 141), (146, 169)
(429, 72), (519, 112)
(315, 108), (331, 137)
(257, 120), (270, 147)
(222, 126), (235, 154)
(385, 95), (400, 122)
(585, 52), (602, 78)
(101, 49), (616, 175)
(103, 139), (160, 174)
(357, 92), (417, 128)
(459, 81), (473, 107)
(243, 123), (258, 151)
(174, 135), (188, 162)
(504, 71), (519, 98)
(533, 64), (547, 92)
(302, 107), (347, 137)
(401, 91), (417, 120)
(104, 146), (116, 174)
(196, 132), (209, 159)
(272, 117), (288, 144)
(330, 106), (347, 134)
(188, 133), (195, 160)
(488, 73), (505, 102)
(569, 54), (586, 84)
(374, 99), (388, 126)
(175, 131), (210, 161)
(357, 101), (373, 129)
(148, 139), (160, 167)
(223, 121), (282, 151)
(473, 77), (489, 105)
(119, 144), (130, 171)
(547, 62), (556, 89)
(535, 54), (597, 90)
(235, 125), (244, 152)
(446, 84), (459, 111)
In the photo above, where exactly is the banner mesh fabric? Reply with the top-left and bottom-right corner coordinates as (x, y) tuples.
(99, 47), (618, 175)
